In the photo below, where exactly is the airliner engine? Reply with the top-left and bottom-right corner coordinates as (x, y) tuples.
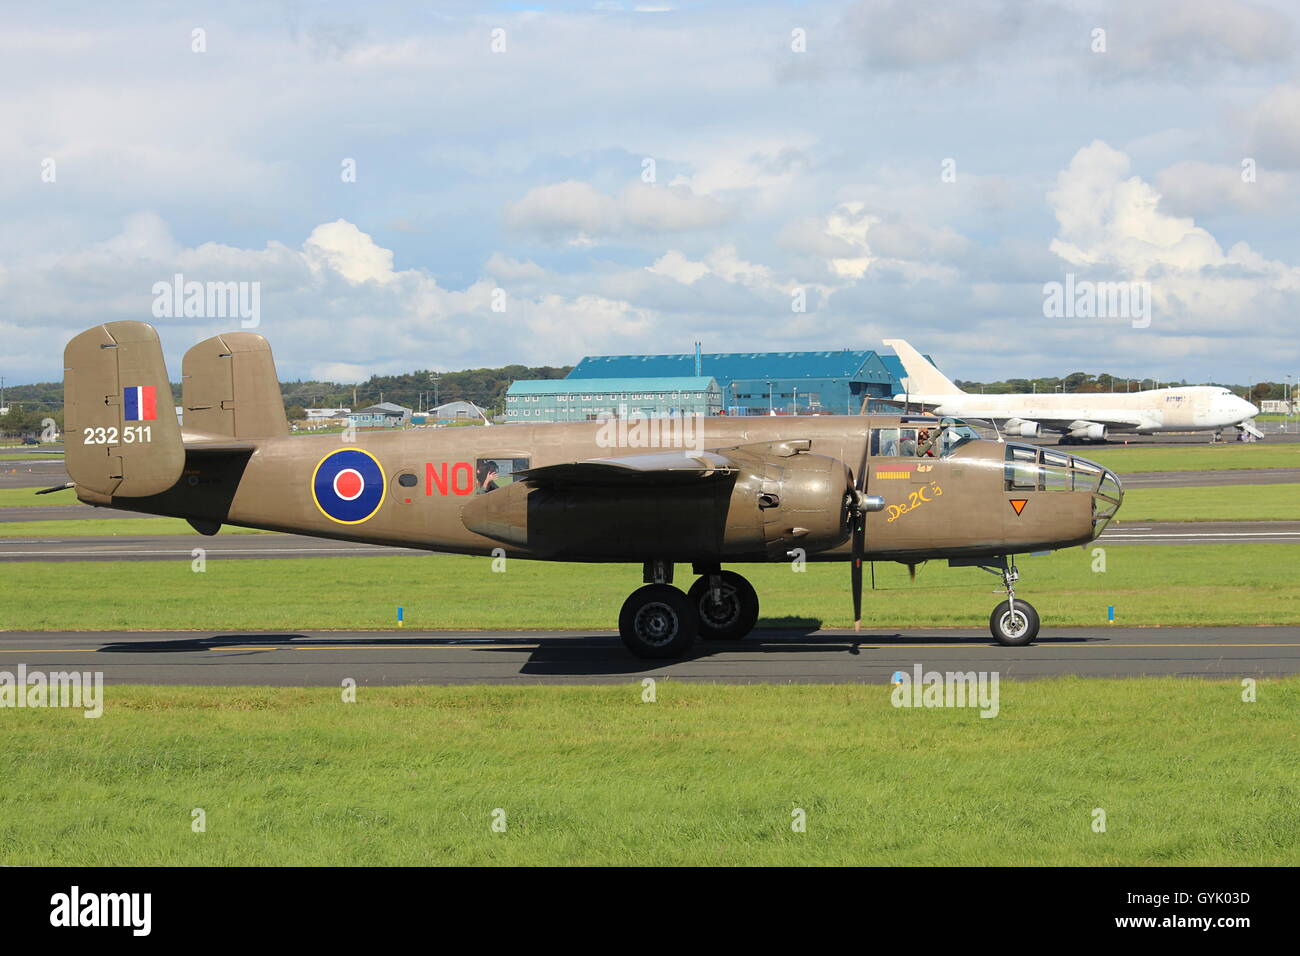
(1067, 422), (1107, 441)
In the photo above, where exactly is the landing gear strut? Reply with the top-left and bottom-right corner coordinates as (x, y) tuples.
(981, 560), (1040, 647)
(618, 563), (760, 658)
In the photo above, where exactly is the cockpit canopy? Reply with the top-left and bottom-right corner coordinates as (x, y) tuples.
(1003, 442), (1123, 532)
(870, 417), (980, 459)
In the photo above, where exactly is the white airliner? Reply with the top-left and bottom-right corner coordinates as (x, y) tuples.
(883, 339), (1262, 444)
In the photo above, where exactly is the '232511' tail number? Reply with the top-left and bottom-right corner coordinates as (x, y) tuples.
(83, 425), (152, 445)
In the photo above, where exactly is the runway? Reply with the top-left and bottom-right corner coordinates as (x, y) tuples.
(0, 627), (1294, 683)
(1100, 520), (1300, 544)
(3, 519), (1297, 562)
(0, 458), (68, 489)
(0, 532), (406, 561)
(1121, 468), (1297, 488)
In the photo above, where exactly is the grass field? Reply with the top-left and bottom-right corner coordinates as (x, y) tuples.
(0, 488), (73, 508)
(2, 543), (1298, 631)
(1118, 483), (1300, 521)
(1085, 443), (1300, 473)
(0, 452), (62, 462)
(0, 680), (1294, 865)
(0, 518), (266, 538)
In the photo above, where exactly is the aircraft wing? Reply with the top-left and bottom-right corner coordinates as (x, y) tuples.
(1025, 414), (1155, 434)
(517, 451), (737, 486)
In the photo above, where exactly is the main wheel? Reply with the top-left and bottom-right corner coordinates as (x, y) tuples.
(619, 584), (698, 659)
(989, 599), (1039, 646)
(686, 571), (760, 641)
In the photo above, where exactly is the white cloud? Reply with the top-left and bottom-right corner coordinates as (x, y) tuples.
(1047, 140), (1300, 334)
(304, 220), (398, 284)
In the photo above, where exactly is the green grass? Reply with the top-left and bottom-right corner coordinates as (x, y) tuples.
(1119, 483), (1300, 522)
(0, 451), (62, 462)
(0, 487), (76, 508)
(1085, 443), (1300, 473)
(2, 544), (1298, 631)
(1, 680), (1295, 865)
(0, 519), (267, 538)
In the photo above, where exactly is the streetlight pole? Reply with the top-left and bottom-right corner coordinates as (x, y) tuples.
(1287, 374), (1294, 434)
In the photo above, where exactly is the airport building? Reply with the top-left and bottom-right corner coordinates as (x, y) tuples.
(347, 402), (413, 428)
(563, 348), (929, 416)
(413, 400), (489, 424)
(503, 377), (722, 422)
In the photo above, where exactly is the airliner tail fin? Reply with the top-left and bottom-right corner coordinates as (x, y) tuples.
(882, 339), (962, 395)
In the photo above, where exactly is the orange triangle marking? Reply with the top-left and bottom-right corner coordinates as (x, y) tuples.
(1009, 498), (1027, 516)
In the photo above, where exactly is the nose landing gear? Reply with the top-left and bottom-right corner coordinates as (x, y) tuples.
(981, 560), (1040, 647)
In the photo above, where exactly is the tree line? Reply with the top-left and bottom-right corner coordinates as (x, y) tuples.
(1, 363), (571, 436)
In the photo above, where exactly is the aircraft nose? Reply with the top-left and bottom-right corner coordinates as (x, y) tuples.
(1242, 399), (1260, 418)
(1087, 463), (1123, 539)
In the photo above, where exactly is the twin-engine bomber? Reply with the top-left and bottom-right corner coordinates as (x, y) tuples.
(55, 322), (1124, 658)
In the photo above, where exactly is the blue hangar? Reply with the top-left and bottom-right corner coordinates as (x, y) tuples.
(564, 348), (932, 416)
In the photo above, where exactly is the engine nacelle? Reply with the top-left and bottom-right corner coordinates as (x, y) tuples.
(1007, 420), (1041, 438)
(1068, 422), (1107, 441)
(723, 446), (853, 556)
(460, 445), (853, 560)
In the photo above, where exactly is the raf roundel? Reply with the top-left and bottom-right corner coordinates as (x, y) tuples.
(312, 449), (386, 524)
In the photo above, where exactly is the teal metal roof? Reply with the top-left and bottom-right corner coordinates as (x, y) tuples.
(569, 350), (874, 381)
(508, 376), (718, 395)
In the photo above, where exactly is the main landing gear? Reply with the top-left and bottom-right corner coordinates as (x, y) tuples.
(981, 560), (1039, 647)
(618, 561), (761, 659)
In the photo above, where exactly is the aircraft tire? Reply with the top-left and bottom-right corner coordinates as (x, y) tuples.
(619, 584), (699, 659)
(687, 571), (760, 641)
(989, 599), (1039, 646)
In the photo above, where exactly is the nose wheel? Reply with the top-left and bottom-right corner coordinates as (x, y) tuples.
(981, 561), (1040, 646)
(990, 599), (1039, 646)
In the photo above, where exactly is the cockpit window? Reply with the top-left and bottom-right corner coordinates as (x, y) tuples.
(871, 420), (980, 459)
(937, 421), (979, 456)
(1005, 445), (1041, 491)
(1071, 457), (1102, 492)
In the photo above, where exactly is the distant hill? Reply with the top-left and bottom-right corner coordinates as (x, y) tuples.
(0, 363), (573, 426)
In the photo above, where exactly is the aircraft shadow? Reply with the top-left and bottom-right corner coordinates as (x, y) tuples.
(94, 630), (1097, 679)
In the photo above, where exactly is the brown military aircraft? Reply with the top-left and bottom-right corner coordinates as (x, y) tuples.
(55, 322), (1124, 658)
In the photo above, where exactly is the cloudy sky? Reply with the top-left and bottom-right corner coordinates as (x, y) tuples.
(5, 0), (1300, 386)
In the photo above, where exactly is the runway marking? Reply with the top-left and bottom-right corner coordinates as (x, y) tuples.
(1103, 532), (1300, 539)
(290, 644), (543, 650)
(5, 642), (1298, 653)
(0, 648), (98, 653)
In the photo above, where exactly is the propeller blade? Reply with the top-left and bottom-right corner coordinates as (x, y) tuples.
(851, 522), (864, 631)
(851, 424), (869, 630)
